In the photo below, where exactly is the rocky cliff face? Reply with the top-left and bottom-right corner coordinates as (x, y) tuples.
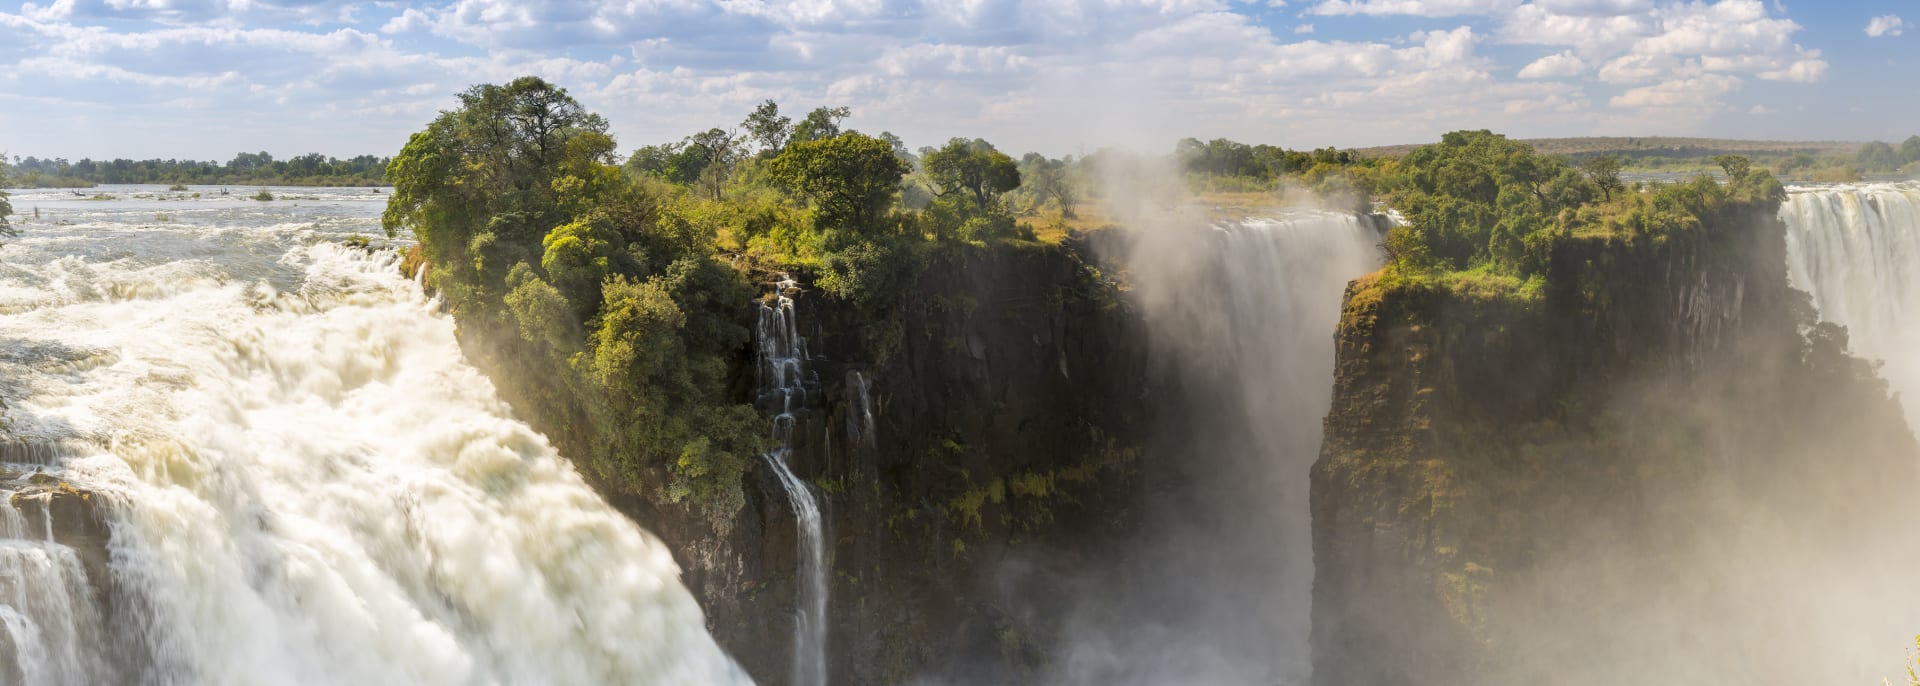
(461, 240), (1154, 685)
(1311, 210), (1920, 685)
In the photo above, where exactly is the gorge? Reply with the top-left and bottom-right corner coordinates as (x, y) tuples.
(0, 105), (1916, 685)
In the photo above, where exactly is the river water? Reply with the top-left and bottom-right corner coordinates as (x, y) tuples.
(0, 185), (748, 685)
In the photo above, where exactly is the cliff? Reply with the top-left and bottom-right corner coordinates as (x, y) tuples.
(455, 239), (1154, 684)
(1311, 204), (1919, 684)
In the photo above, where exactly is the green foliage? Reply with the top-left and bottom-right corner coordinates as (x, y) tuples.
(384, 76), (762, 522)
(1580, 155), (1624, 200)
(0, 157), (12, 238)
(7, 152), (388, 187)
(742, 99), (792, 156)
(1382, 131), (1785, 295)
(251, 188), (275, 201)
(768, 132), (910, 239)
(791, 106), (851, 145)
(923, 138), (1022, 211)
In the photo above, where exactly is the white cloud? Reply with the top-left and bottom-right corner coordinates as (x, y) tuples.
(1749, 104), (1771, 114)
(0, 0), (1853, 158)
(1304, 0), (1518, 16)
(1865, 14), (1905, 38)
(380, 9), (429, 34)
(1516, 50), (1586, 78)
(1609, 73), (1740, 109)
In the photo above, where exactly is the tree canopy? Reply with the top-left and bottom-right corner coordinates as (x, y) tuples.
(923, 138), (1021, 211)
(768, 132), (909, 240)
(383, 76), (761, 518)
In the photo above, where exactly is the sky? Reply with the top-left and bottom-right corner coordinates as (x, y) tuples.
(0, 0), (1914, 161)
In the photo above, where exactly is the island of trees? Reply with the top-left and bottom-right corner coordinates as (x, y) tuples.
(4, 152), (389, 187)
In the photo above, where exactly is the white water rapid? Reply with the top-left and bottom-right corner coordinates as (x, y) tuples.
(1781, 182), (1920, 426)
(754, 277), (827, 686)
(0, 185), (747, 685)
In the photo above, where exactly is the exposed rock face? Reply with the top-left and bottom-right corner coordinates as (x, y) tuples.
(771, 242), (1153, 684)
(1311, 210), (1920, 685)
(457, 241), (1154, 684)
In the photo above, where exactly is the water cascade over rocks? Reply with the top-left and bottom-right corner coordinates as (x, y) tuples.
(755, 276), (828, 686)
(1781, 182), (1920, 424)
(1071, 210), (1382, 684)
(0, 492), (114, 686)
(0, 186), (747, 685)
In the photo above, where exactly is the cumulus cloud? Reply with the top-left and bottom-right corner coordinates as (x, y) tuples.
(0, 0), (1844, 158)
(1516, 50), (1586, 78)
(1608, 73), (1740, 109)
(1865, 14), (1904, 38)
(1305, 0), (1520, 16)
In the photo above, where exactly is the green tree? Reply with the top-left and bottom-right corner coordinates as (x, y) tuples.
(1025, 156), (1080, 218)
(742, 100), (792, 156)
(1581, 154), (1624, 201)
(1713, 154), (1753, 179)
(686, 128), (744, 200)
(0, 156), (13, 238)
(1857, 141), (1901, 172)
(768, 132), (909, 238)
(1901, 136), (1920, 165)
(790, 106), (851, 145)
(923, 138), (1022, 211)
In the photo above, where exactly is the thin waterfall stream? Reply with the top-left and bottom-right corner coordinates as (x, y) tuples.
(755, 276), (828, 686)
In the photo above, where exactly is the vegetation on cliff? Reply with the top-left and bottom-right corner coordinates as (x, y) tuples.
(1365, 129), (1785, 304)
(383, 76), (766, 519)
(381, 77), (1089, 523)
(1313, 130), (1917, 686)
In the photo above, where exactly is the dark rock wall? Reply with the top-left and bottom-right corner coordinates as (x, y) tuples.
(1311, 211), (1919, 685)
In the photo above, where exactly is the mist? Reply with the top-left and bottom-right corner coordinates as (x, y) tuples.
(1032, 156), (1385, 685)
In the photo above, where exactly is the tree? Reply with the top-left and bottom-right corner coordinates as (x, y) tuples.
(768, 132), (909, 237)
(790, 106), (851, 145)
(742, 100), (792, 156)
(0, 156), (12, 238)
(1901, 136), (1920, 166)
(1713, 154), (1752, 180)
(686, 128), (744, 200)
(1026, 156), (1080, 218)
(1857, 141), (1901, 172)
(922, 138), (1021, 211)
(1581, 154), (1624, 201)
(382, 76), (611, 303)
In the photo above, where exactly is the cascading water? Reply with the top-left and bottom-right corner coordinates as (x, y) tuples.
(846, 372), (875, 448)
(1781, 182), (1920, 426)
(0, 185), (748, 684)
(1062, 208), (1382, 685)
(754, 278), (828, 686)
(0, 492), (113, 686)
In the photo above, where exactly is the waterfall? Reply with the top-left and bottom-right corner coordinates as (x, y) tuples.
(0, 186), (747, 685)
(0, 493), (113, 686)
(755, 276), (828, 686)
(1781, 182), (1920, 426)
(847, 372), (875, 448)
(1063, 209), (1382, 685)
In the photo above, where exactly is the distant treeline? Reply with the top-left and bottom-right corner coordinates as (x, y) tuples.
(6, 152), (390, 188)
(1362, 134), (1920, 181)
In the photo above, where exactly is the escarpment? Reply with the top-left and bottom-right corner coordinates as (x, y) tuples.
(1311, 203), (1919, 685)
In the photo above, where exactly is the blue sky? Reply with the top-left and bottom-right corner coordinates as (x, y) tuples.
(0, 0), (1913, 160)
